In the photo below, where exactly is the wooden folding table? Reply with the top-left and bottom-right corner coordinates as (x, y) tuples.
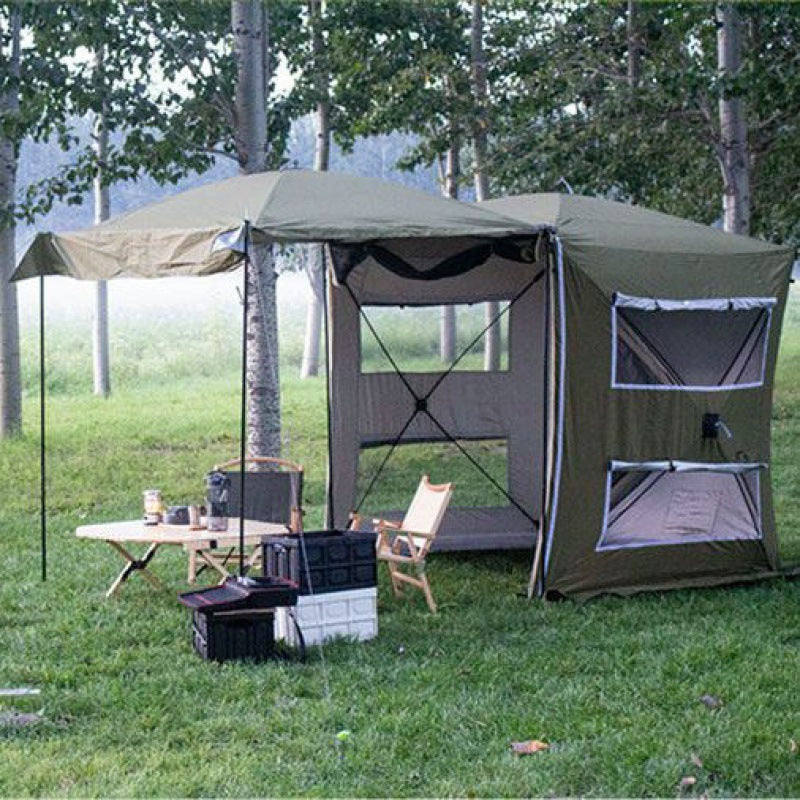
(76, 519), (289, 598)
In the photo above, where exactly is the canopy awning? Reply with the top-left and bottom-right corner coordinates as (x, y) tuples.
(13, 170), (541, 282)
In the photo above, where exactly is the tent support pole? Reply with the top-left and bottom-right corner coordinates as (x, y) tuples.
(39, 274), (47, 582)
(238, 221), (251, 579)
(322, 248), (335, 529)
(528, 236), (551, 599)
(538, 233), (567, 586)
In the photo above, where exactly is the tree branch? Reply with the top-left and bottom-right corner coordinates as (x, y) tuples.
(138, 12), (236, 129)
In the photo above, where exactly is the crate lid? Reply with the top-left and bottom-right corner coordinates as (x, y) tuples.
(178, 576), (298, 613)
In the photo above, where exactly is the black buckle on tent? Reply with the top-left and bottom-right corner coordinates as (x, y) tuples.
(415, 397), (428, 413)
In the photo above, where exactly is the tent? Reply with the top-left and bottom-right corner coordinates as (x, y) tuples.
(12, 169), (538, 580)
(326, 192), (795, 599)
(16, 174), (796, 600)
(483, 194), (794, 598)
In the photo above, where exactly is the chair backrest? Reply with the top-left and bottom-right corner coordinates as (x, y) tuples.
(218, 457), (303, 532)
(401, 475), (453, 553)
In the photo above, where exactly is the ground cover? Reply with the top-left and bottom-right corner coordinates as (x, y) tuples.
(0, 293), (798, 797)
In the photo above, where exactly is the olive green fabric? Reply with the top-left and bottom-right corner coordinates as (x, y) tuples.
(13, 170), (536, 281)
(484, 194), (795, 600)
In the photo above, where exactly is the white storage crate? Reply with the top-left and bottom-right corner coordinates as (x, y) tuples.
(276, 587), (378, 647)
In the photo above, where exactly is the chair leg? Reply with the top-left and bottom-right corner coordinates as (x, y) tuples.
(419, 569), (437, 614)
(386, 561), (403, 597)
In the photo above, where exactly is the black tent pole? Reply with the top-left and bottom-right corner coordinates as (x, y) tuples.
(321, 249), (335, 528)
(39, 274), (47, 582)
(238, 222), (251, 579)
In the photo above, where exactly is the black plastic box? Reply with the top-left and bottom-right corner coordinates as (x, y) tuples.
(192, 611), (275, 661)
(179, 576), (300, 663)
(192, 609), (275, 663)
(262, 530), (377, 595)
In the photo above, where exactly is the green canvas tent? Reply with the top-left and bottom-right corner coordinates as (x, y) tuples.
(15, 174), (796, 600)
(13, 170), (535, 281)
(480, 194), (795, 599)
(324, 192), (794, 599)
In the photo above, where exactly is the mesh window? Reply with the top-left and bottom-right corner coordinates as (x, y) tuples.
(612, 297), (774, 390)
(597, 462), (763, 551)
(360, 303), (509, 373)
(356, 439), (509, 511)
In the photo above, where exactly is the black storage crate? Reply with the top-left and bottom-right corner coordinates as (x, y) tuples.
(192, 609), (275, 663)
(262, 530), (377, 595)
(179, 576), (299, 663)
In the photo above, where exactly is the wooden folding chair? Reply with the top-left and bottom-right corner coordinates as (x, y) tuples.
(371, 475), (453, 613)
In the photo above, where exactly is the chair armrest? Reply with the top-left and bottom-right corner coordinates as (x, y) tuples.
(392, 528), (435, 539)
(377, 527), (436, 561)
(374, 518), (402, 530)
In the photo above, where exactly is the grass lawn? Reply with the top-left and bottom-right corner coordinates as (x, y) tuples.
(0, 294), (799, 797)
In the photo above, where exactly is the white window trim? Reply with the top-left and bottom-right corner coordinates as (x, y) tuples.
(610, 294), (775, 392)
(613, 293), (776, 312)
(597, 460), (764, 553)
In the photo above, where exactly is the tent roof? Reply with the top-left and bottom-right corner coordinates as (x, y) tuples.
(14, 170), (539, 281)
(484, 193), (794, 258)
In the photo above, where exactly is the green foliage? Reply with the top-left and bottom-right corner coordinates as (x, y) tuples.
(13, 0), (307, 224)
(487, 1), (800, 243)
(0, 295), (799, 795)
(322, 0), (474, 173)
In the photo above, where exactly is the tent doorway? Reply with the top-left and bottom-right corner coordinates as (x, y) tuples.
(325, 234), (554, 553)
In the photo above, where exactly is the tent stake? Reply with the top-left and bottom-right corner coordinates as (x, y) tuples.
(238, 222), (251, 578)
(39, 274), (47, 582)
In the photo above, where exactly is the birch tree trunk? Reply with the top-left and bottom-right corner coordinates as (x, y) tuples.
(0, 5), (22, 436)
(439, 135), (459, 363)
(717, 2), (750, 235)
(232, 0), (281, 457)
(300, 0), (328, 379)
(92, 47), (111, 397)
(470, 0), (500, 371)
(627, 0), (641, 88)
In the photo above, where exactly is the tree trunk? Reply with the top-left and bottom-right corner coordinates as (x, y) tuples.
(627, 0), (641, 89)
(0, 5), (22, 436)
(232, 0), (281, 457)
(92, 47), (111, 397)
(717, 2), (750, 235)
(246, 244), (281, 458)
(439, 136), (459, 363)
(300, 0), (329, 379)
(470, 0), (500, 371)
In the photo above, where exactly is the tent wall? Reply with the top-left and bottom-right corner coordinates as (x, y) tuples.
(541, 243), (793, 600)
(326, 237), (546, 550)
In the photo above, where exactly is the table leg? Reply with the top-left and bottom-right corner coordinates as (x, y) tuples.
(106, 541), (164, 597)
(187, 548), (198, 584)
(196, 548), (233, 582)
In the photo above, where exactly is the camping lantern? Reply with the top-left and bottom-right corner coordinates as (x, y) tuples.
(205, 470), (230, 531)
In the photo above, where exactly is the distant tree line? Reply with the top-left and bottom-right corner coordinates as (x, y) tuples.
(0, 0), (796, 445)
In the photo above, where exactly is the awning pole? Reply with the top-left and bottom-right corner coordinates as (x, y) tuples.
(322, 247), (335, 529)
(238, 221), (251, 578)
(39, 274), (47, 582)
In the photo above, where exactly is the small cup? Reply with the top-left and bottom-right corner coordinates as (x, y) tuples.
(188, 504), (202, 529)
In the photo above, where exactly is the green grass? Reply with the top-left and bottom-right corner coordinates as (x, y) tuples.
(0, 294), (799, 797)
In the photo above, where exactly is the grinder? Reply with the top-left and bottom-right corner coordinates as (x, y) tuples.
(205, 470), (231, 532)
